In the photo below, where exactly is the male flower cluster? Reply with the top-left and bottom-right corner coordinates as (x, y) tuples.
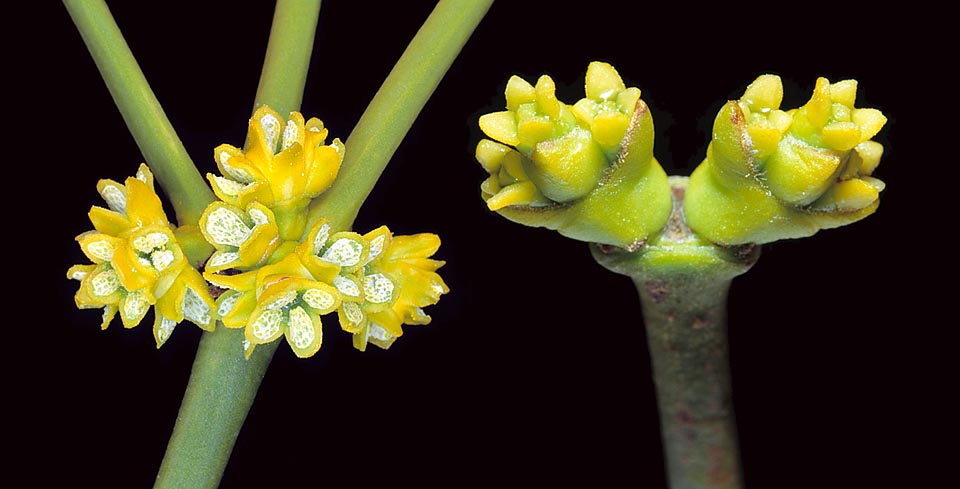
(69, 107), (449, 359)
(68, 164), (216, 347)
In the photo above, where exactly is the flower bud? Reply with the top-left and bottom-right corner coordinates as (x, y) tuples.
(474, 62), (672, 249)
(685, 75), (887, 245)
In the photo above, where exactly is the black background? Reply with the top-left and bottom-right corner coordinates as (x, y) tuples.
(20, 1), (949, 487)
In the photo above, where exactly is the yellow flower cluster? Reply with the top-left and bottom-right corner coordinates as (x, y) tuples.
(208, 106), (344, 240)
(68, 164), (216, 347)
(68, 106), (449, 359)
(206, 219), (447, 357)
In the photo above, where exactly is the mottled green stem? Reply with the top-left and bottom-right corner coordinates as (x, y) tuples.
(63, 0), (214, 225)
(306, 0), (494, 232)
(153, 2), (321, 488)
(592, 177), (759, 489)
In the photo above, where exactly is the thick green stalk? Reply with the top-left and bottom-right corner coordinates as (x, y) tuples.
(64, 0), (214, 225)
(253, 0), (322, 117)
(306, 0), (495, 232)
(592, 177), (760, 489)
(153, 1), (320, 488)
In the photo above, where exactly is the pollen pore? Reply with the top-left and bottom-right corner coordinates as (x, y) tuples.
(362, 274), (394, 304)
(133, 232), (170, 253)
(217, 292), (241, 317)
(313, 223), (331, 253)
(151, 250), (175, 271)
(183, 287), (211, 326)
(321, 238), (363, 267)
(303, 288), (336, 311)
(248, 207), (270, 226)
(282, 120), (300, 150)
(86, 239), (116, 262)
(287, 306), (315, 349)
(342, 301), (363, 325)
(212, 175), (247, 196)
(205, 207), (252, 247)
(266, 290), (298, 310)
(368, 235), (385, 262)
(222, 160), (254, 183)
(124, 289), (150, 322)
(100, 184), (127, 214)
(368, 322), (391, 342)
(208, 252), (238, 268)
(333, 275), (360, 298)
(91, 269), (120, 297)
(261, 113), (281, 153)
(251, 308), (282, 340)
(157, 316), (177, 345)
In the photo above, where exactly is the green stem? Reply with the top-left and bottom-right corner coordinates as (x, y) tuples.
(592, 177), (760, 489)
(153, 332), (279, 489)
(153, 2), (321, 488)
(64, 0), (214, 226)
(306, 0), (495, 232)
(253, 0), (323, 117)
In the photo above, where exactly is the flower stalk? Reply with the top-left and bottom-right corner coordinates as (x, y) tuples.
(592, 178), (759, 489)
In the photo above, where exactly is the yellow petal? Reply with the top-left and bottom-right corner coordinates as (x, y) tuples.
(475, 139), (512, 173)
(87, 206), (131, 236)
(585, 61), (626, 101)
(822, 122), (861, 151)
(806, 77), (832, 128)
(505, 75), (536, 111)
(535, 75), (561, 118)
(854, 140), (884, 175)
(478, 111), (519, 146)
(124, 176), (168, 228)
(591, 112), (630, 153)
(517, 116), (555, 149)
(303, 143), (343, 197)
(486, 181), (546, 210)
(745, 121), (782, 159)
(852, 108), (887, 142)
(829, 79), (858, 107)
(810, 178), (881, 212)
(742, 74), (783, 111)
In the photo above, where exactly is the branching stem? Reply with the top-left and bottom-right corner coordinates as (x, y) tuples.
(306, 0), (494, 232)
(592, 177), (759, 489)
(63, 0), (214, 226)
